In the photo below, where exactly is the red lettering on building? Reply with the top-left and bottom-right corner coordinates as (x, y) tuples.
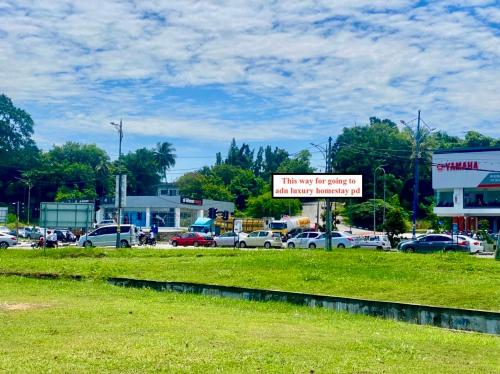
(436, 161), (479, 172)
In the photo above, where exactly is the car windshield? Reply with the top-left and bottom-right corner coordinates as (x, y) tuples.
(270, 222), (287, 230)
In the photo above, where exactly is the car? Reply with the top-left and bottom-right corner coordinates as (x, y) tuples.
(95, 219), (116, 228)
(238, 230), (283, 249)
(356, 235), (392, 250)
(398, 234), (469, 253)
(0, 226), (10, 234)
(170, 232), (214, 247)
(307, 231), (356, 249)
(54, 229), (77, 243)
(0, 232), (17, 248)
(213, 232), (248, 247)
(26, 227), (45, 240)
(286, 231), (322, 248)
(457, 235), (484, 254)
(78, 224), (138, 248)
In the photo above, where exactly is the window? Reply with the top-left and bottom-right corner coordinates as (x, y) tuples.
(259, 231), (268, 237)
(464, 188), (500, 208)
(296, 233), (307, 239)
(308, 233), (319, 238)
(331, 232), (341, 238)
(248, 232), (259, 237)
(121, 226), (130, 233)
(435, 190), (454, 207)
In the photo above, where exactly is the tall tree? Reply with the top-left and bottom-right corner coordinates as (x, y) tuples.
(155, 141), (176, 182)
(121, 148), (161, 195)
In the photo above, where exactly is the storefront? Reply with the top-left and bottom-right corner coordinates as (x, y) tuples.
(98, 195), (234, 230)
(432, 147), (500, 233)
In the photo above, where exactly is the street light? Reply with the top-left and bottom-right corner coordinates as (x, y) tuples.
(373, 166), (386, 235)
(111, 120), (123, 248)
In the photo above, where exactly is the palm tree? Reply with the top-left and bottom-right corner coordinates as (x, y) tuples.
(155, 142), (176, 182)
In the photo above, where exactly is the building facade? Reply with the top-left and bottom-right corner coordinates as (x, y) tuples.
(432, 147), (500, 233)
(98, 184), (234, 230)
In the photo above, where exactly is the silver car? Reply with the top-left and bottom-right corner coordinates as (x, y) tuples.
(79, 224), (138, 248)
(286, 231), (322, 248)
(0, 232), (18, 248)
(238, 230), (283, 249)
(213, 232), (248, 247)
(307, 231), (356, 249)
(356, 235), (392, 250)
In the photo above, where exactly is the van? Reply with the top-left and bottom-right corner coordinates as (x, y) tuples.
(78, 224), (138, 248)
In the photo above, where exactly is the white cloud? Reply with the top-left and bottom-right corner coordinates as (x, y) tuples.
(0, 0), (499, 147)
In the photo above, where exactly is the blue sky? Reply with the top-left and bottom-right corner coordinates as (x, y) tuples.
(1, 0), (499, 179)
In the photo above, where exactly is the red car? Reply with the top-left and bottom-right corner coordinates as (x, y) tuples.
(170, 232), (214, 247)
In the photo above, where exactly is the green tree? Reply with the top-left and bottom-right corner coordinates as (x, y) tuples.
(385, 207), (409, 246)
(155, 141), (176, 182)
(121, 148), (161, 195)
(277, 150), (314, 174)
(246, 192), (301, 218)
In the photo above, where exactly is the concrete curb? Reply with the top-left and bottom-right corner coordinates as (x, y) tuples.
(108, 277), (500, 335)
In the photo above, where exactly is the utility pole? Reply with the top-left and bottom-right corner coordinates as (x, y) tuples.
(325, 136), (333, 251)
(373, 166), (386, 235)
(111, 120), (123, 248)
(412, 110), (421, 239)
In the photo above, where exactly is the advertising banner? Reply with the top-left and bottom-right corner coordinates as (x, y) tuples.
(272, 174), (362, 198)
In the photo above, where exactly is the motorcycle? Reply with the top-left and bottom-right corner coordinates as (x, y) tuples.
(138, 233), (156, 246)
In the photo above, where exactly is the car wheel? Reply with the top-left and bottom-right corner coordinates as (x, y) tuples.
(287, 242), (295, 248)
(337, 243), (345, 248)
(212, 241), (217, 247)
(239, 241), (246, 248)
(83, 240), (93, 248)
(264, 242), (271, 249)
(171, 241), (178, 247)
(406, 246), (415, 253)
(193, 241), (199, 247)
(309, 243), (316, 249)
(0, 242), (9, 249)
(376, 246), (383, 250)
(120, 240), (129, 248)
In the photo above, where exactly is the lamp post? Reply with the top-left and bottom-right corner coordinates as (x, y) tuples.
(373, 166), (386, 234)
(111, 120), (123, 248)
(311, 137), (333, 251)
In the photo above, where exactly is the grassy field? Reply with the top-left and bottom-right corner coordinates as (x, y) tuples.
(1, 276), (499, 373)
(0, 247), (499, 310)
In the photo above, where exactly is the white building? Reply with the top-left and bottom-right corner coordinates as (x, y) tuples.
(432, 147), (500, 233)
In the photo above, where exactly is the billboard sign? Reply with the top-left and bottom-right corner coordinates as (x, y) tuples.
(272, 174), (362, 198)
(40, 202), (94, 229)
(181, 197), (203, 205)
(115, 175), (127, 207)
(432, 150), (500, 189)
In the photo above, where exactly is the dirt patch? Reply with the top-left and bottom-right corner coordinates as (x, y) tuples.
(0, 302), (50, 311)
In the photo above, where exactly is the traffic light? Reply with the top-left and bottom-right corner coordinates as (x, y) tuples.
(208, 207), (217, 219)
(223, 210), (229, 220)
(94, 198), (101, 212)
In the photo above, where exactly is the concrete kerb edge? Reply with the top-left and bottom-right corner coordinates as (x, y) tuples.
(107, 277), (500, 335)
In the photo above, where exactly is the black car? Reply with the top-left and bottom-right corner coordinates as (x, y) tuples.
(398, 234), (469, 253)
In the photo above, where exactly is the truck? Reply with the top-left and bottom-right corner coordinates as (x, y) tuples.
(188, 216), (269, 236)
(269, 216), (312, 239)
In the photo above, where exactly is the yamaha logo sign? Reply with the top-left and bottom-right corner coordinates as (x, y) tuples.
(436, 161), (479, 172)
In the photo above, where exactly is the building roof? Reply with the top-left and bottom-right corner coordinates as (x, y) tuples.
(433, 146), (500, 155)
(102, 195), (234, 211)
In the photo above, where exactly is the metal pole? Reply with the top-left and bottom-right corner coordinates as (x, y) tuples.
(383, 172), (386, 232)
(16, 201), (19, 239)
(373, 169), (376, 235)
(112, 119), (124, 248)
(412, 110), (421, 239)
(27, 182), (32, 225)
(316, 199), (320, 230)
(325, 136), (332, 251)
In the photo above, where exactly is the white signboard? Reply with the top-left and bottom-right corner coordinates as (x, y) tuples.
(115, 174), (127, 207)
(233, 219), (243, 234)
(272, 174), (363, 198)
(40, 202), (94, 228)
(432, 150), (500, 189)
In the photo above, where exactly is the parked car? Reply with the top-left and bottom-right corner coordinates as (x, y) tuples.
(307, 231), (356, 249)
(26, 227), (45, 240)
(54, 229), (77, 243)
(78, 224), (138, 248)
(285, 227), (308, 241)
(357, 235), (392, 250)
(0, 232), (17, 248)
(170, 232), (214, 247)
(213, 232), (248, 247)
(238, 230), (283, 249)
(457, 235), (484, 254)
(286, 231), (322, 248)
(0, 226), (10, 234)
(398, 234), (469, 253)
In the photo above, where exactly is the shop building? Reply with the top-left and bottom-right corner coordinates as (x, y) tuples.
(432, 147), (500, 233)
(98, 184), (234, 230)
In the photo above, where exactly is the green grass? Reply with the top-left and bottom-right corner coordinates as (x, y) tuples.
(1, 247), (499, 310)
(1, 276), (498, 373)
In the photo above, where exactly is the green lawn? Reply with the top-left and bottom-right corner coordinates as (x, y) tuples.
(0, 247), (499, 310)
(1, 276), (498, 373)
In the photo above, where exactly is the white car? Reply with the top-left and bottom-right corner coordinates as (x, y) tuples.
(213, 232), (248, 247)
(286, 232), (322, 248)
(79, 224), (138, 248)
(94, 219), (116, 228)
(457, 235), (484, 253)
(307, 231), (356, 249)
(238, 230), (283, 249)
(0, 226), (10, 234)
(0, 232), (18, 248)
(356, 235), (392, 250)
